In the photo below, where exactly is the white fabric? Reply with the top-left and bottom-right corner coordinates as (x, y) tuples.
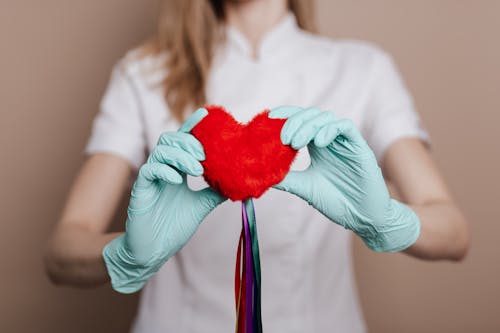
(85, 12), (430, 333)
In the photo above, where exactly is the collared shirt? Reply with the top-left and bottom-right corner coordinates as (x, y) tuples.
(86, 12), (429, 333)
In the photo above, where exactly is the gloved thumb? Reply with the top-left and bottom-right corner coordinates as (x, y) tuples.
(273, 170), (312, 200)
(194, 187), (227, 217)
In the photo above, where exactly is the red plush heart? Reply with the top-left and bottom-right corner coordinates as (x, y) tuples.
(190, 105), (298, 201)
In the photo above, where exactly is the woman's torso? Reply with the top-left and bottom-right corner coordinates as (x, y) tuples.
(112, 13), (407, 333)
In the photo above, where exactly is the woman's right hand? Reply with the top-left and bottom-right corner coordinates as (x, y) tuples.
(102, 108), (226, 294)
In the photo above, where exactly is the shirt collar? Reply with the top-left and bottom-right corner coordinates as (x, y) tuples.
(224, 12), (300, 61)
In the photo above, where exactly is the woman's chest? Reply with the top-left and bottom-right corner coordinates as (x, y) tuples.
(207, 57), (368, 122)
(141, 65), (367, 153)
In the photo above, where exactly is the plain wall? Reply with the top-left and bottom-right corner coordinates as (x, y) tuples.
(1, 0), (499, 332)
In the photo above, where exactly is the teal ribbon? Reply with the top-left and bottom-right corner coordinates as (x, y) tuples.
(245, 199), (262, 332)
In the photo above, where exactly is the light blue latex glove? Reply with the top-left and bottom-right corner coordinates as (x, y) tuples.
(269, 106), (420, 252)
(103, 108), (226, 293)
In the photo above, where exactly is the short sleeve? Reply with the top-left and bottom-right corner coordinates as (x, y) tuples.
(363, 51), (431, 164)
(84, 61), (147, 170)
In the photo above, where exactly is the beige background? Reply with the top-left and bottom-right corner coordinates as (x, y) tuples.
(1, 0), (499, 332)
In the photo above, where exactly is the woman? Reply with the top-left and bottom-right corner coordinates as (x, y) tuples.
(44, 0), (469, 331)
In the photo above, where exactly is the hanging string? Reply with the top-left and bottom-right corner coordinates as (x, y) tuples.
(235, 199), (263, 333)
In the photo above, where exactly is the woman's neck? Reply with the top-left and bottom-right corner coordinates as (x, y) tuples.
(224, 0), (288, 58)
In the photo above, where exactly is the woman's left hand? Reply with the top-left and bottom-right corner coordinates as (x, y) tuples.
(269, 106), (421, 252)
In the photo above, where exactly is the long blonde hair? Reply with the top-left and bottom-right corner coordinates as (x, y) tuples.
(143, 0), (316, 122)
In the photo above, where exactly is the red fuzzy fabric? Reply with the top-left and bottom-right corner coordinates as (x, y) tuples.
(191, 105), (298, 201)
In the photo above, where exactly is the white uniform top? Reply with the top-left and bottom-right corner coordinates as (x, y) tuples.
(85, 12), (430, 333)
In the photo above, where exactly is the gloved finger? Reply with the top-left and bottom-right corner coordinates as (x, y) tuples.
(268, 105), (304, 119)
(273, 170), (313, 200)
(314, 123), (337, 147)
(314, 118), (366, 148)
(136, 162), (182, 187)
(178, 107), (208, 133)
(280, 107), (322, 145)
(148, 146), (204, 177)
(157, 132), (205, 161)
(194, 187), (227, 217)
(290, 111), (336, 149)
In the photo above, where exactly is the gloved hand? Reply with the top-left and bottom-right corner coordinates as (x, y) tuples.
(103, 108), (226, 293)
(269, 106), (420, 252)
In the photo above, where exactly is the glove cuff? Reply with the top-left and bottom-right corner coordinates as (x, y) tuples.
(102, 235), (156, 294)
(361, 199), (421, 252)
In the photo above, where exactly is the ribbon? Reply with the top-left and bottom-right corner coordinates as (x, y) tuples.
(235, 199), (263, 333)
